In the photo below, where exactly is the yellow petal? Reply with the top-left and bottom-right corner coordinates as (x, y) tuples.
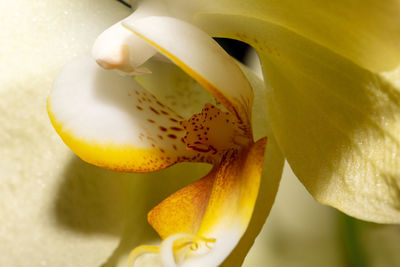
(195, 0), (400, 72)
(199, 14), (400, 223)
(123, 16), (254, 130)
(148, 171), (214, 239)
(48, 57), (209, 172)
(147, 138), (267, 266)
(221, 63), (284, 266)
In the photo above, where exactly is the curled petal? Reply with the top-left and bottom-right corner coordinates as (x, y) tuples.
(123, 16), (254, 131)
(92, 21), (156, 74)
(48, 57), (210, 172)
(92, 0), (169, 74)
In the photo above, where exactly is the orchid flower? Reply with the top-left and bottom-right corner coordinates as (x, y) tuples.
(47, 0), (400, 266)
(48, 1), (283, 266)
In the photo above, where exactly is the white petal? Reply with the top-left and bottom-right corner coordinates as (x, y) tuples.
(48, 57), (206, 172)
(92, 21), (157, 74)
(123, 16), (254, 129)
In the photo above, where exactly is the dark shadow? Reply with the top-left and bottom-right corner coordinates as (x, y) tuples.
(54, 156), (128, 236)
(116, 0), (131, 8)
(337, 213), (369, 267)
(53, 154), (211, 266)
(215, 38), (250, 63)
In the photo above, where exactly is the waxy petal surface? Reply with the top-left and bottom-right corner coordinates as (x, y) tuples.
(199, 14), (400, 223)
(123, 16), (254, 130)
(48, 57), (207, 172)
(182, 0), (400, 72)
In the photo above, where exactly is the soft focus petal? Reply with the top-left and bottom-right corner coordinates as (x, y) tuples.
(200, 14), (400, 223)
(0, 0), (133, 266)
(243, 163), (343, 267)
(3, 2), (214, 257)
(123, 16), (254, 129)
(48, 57), (210, 172)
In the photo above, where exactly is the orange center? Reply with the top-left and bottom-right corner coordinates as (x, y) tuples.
(181, 103), (250, 157)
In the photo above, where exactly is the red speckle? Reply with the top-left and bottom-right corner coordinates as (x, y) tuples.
(167, 134), (177, 139)
(150, 107), (160, 115)
(170, 127), (183, 131)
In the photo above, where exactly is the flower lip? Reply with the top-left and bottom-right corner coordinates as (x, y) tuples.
(47, 57), (214, 173)
(49, 9), (272, 267)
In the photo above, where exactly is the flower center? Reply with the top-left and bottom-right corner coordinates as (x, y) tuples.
(181, 103), (250, 157)
(170, 234), (216, 261)
(128, 234), (216, 266)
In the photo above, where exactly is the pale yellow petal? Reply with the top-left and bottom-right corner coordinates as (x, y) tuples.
(194, 0), (400, 72)
(198, 13), (400, 223)
(0, 0), (133, 266)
